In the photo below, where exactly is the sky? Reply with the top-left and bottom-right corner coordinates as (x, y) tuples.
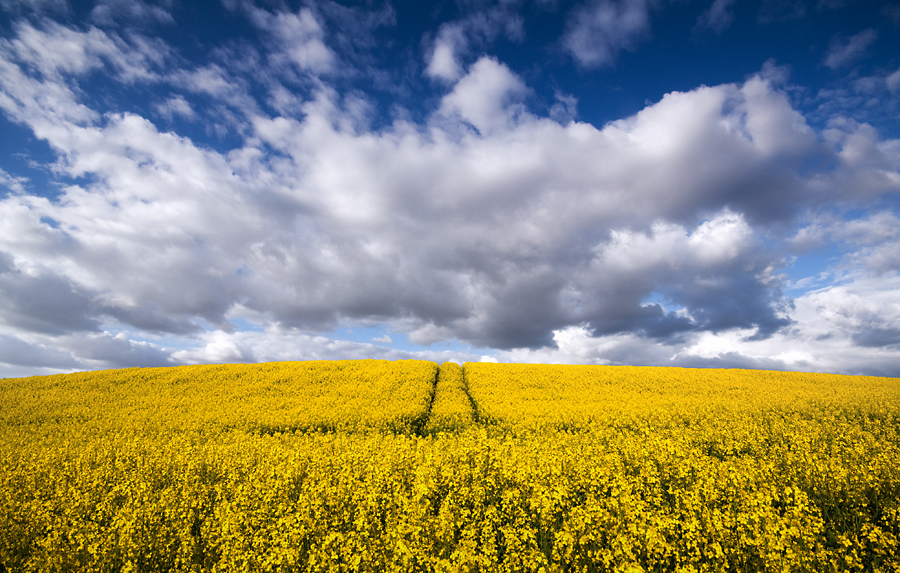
(0, 0), (899, 378)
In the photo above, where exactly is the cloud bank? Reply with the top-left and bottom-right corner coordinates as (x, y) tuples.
(1, 2), (899, 378)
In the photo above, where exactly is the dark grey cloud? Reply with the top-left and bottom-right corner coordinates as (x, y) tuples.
(0, 254), (100, 335)
(0, 333), (81, 368)
(59, 332), (174, 368)
(853, 327), (900, 348)
(102, 304), (201, 335)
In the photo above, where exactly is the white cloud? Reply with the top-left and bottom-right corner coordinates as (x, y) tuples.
(426, 34), (463, 82)
(563, 0), (653, 68)
(0, 20), (167, 136)
(1, 17), (900, 376)
(3, 49), (887, 351)
(791, 211), (900, 275)
(424, 3), (525, 82)
(669, 271), (900, 377)
(248, 6), (335, 74)
(7, 21), (109, 78)
(824, 29), (878, 70)
(169, 327), (480, 367)
(888, 69), (900, 94)
(495, 286), (900, 375)
(600, 211), (754, 272)
(438, 57), (529, 134)
(801, 275), (900, 348)
(166, 64), (260, 131)
(0, 168), (27, 194)
(5, 20), (165, 83)
(549, 91), (578, 124)
(822, 119), (900, 200)
(154, 94), (195, 121)
(173, 330), (255, 364)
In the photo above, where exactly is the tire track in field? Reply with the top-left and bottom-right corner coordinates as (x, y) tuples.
(459, 363), (481, 424)
(422, 362), (476, 434)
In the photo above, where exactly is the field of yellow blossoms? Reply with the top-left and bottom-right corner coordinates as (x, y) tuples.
(1, 360), (899, 572)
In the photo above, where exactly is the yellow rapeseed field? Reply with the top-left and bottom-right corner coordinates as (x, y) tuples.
(1, 360), (898, 572)
(424, 363), (474, 434)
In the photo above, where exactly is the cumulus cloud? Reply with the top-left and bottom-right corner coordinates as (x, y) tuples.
(563, 0), (654, 68)
(171, 327), (480, 366)
(425, 3), (524, 82)
(8, 64), (822, 353)
(806, 279), (900, 348)
(0, 12), (899, 377)
(589, 210), (792, 339)
(173, 330), (256, 364)
(822, 119), (900, 199)
(439, 57), (529, 134)
(426, 25), (465, 82)
(498, 280), (900, 377)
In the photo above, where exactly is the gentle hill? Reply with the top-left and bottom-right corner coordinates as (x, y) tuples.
(0, 359), (438, 434)
(2, 360), (899, 572)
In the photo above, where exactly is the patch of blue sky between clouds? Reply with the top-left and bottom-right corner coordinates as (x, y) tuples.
(0, 117), (57, 198)
(228, 317), (265, 333)
(784, 250), (843, 293)
(640, 291), (684, 314)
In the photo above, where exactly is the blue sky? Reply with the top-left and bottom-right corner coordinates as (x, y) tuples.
(1, 0), (899, 377)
